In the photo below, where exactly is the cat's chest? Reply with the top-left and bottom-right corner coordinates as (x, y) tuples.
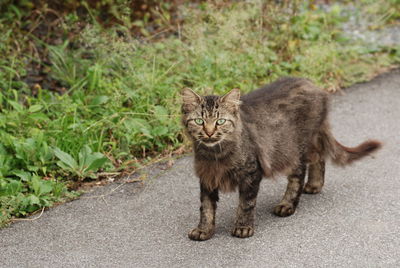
(194, 156), (258, 193)
(194, 159), (238, 193)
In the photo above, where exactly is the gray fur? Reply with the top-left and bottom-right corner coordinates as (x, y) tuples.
(181, 77), (381, 241)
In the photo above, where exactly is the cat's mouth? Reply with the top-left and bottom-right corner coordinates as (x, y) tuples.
(201, 137), (221, 146)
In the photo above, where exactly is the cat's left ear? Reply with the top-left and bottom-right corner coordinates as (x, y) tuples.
(220, 88), (241, 109)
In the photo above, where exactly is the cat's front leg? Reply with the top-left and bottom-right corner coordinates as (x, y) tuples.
(232, 173), (262, 238)
(188, 183), (219, 241)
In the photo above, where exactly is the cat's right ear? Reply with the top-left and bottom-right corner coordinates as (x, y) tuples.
(181, 88), (202, 112)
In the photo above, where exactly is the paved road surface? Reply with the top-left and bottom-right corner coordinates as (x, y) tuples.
(1, 70), (400, 267)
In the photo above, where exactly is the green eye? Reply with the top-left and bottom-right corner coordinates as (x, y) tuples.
(216, 119), (226, 125)
(194, 118), (204, 125)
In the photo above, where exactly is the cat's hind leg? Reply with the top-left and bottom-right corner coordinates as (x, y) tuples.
(274, 162), (306, 217)
(304, 156), (325, 194)
(304, 133), (326, 194)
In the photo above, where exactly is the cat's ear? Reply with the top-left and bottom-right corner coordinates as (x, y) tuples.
(220, 88), (241, 109)
(181, 88), (202, 112)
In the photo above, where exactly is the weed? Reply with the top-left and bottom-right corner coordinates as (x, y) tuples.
(54, 146), (108, 180)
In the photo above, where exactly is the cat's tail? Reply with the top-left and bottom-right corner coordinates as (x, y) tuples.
(320, 124), (382, 166)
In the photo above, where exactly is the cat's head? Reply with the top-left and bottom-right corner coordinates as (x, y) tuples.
(181, 88), (242, 147)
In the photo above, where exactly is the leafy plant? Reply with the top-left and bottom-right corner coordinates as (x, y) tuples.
(54, 146), (108, 179)
(0, 0), (399, 226)
(0, 172), (72, 227)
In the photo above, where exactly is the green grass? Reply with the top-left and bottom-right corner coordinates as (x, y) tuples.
(0, 0), (399, 226)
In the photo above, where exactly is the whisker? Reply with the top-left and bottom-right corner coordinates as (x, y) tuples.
(218, 142), (223, 154)
(194, 138), (203, 150)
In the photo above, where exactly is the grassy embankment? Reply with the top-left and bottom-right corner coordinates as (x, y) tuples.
(0, 0), (399, 226)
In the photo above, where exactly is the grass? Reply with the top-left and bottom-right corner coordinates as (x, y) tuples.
(0, 0), (399, 226)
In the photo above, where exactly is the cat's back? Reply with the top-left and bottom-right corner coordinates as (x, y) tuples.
(240, 77), (329, 122)
(241, 77), (327, 106)
(239, 77), (329, 176)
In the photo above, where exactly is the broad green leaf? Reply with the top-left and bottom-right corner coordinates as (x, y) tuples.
(30, 176), (41, 195)
(40, 196), (51, 206)
(90, 96), (109, 106)
(28, 105), (43, 113)
(25, 139), (37, 154)
(123, 118), (150, 131)
(39, 180), (53, 195)
(78, 145), (92, 169)
(26, 204), (40, 213)
(54, 148), (78, 169)
(124, 118), (153, 138)
(12, 170), (32, 181)
(85, 153), (107, 172)
(0, 180), (8, 196)
(29, 113), (49, 121)
(152, 126), (168, 136)
(141, 127), (153, 138)
(0, 114), (6, 127)
(87, 64), (102, 91)
(28, 194), (40, 205)
(27, 165), (40, 172)
(153, 105), (169, 117)
(56, 161), (73, 172)
(6, 180), (23, 195)
(7, 100), (24, 112)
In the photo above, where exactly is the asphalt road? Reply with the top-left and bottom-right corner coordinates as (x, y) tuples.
(1, 70), (399, 268)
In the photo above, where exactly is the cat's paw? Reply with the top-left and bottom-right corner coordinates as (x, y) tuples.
(231, 226), (254, 238)
(274, 203), (296, 217)
(188, 228), (214, 241)
(303, 184), (322, 194)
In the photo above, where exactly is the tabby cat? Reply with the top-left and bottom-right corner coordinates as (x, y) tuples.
(181, 77), (381, 241)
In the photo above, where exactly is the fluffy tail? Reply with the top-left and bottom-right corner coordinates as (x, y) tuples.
(320, 125), (382, 166)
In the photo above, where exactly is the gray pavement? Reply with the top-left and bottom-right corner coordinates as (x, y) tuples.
(1, 70), (400, 268)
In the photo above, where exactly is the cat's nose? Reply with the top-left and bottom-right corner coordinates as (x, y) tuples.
(205, 130), (214, 137)
(204, 127), (215, 137)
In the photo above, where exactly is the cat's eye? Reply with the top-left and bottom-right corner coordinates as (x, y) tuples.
(194, 118), (204, 125)
(216, 119), (226, 125)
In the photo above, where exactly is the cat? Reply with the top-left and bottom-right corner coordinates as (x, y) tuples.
(181, 77), (381, 241)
